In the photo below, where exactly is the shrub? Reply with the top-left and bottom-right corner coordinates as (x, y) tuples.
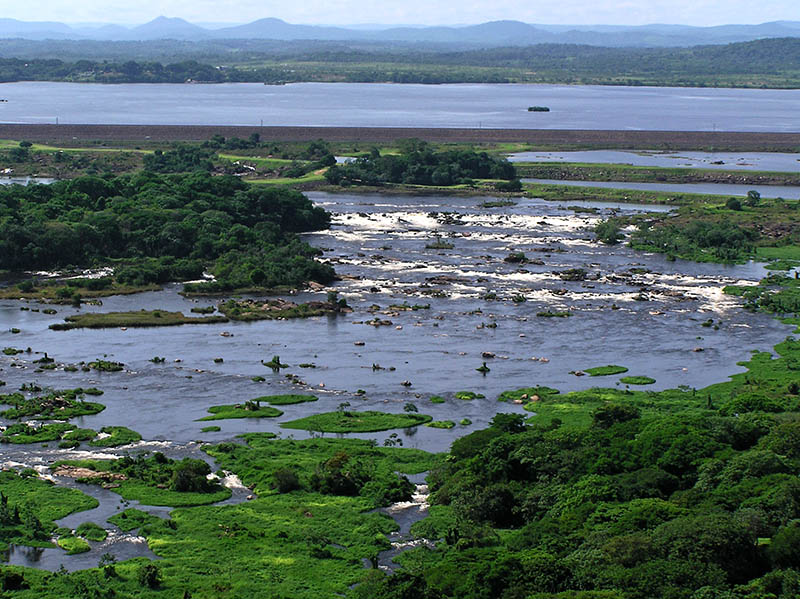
(272, 468), (301, 493)
(137, 563), (161, 589)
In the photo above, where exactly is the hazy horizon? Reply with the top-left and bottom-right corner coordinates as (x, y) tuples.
(6, 0), (800, 28)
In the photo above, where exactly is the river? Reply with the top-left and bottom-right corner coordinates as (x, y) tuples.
(0, 82), (799, 131)
(0, 191), (793, 569)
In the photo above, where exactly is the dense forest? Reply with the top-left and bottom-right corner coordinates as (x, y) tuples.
(324, 141), (517, 187)
(0, 37), (799, 86)
(353, 404), (800, 599)
(0, 171), (334, 291)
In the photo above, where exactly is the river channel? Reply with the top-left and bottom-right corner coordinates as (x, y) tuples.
(0, 190), (793, 569)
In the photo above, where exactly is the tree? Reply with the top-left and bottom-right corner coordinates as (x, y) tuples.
(169, 458), (213, 493)
(745, 190), (761, 207)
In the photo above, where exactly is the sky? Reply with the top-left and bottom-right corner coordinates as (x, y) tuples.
(3, 0), (799, 27)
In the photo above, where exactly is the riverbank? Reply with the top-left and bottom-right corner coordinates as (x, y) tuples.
(3, 124), (800, 151)
(515, 162), (800, 186)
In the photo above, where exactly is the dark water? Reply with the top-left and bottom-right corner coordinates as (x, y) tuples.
(523, 179), (800, 199)
(0, 191), (793, 569)
(0, 82), (799, 131)
(509, 150), (800, 171)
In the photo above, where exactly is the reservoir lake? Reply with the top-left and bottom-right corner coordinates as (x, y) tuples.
(0, 82), (799, 130)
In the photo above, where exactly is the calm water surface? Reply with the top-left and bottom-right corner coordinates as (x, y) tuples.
(508, 150), (800, 171)
(0, 82), (798, 130)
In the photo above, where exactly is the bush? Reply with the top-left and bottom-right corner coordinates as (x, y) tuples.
(595, 219), (624, 245)
(495, 179), (523, 192)
(272, 468), (301, 493)
(726, 197), (743, 211)
(137, 563), (161, 589)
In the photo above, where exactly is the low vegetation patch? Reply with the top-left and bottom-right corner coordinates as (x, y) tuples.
(1, 422), (75, 444)
(620, 375), (657, 385)
(253, 394), (319, 406)
(281, 410), (432, 433)
(88, 359), (125, 372)
(107, 508), (164, 532)
(88, 426), (142, 447)
(454, 391), (485, 400)
(426, 420), (456, 429)
(75, 522), (108, 542)
(497, 386), (560, 402)
(63, 452), (231, 507)
(584, 364), (629, 376)
(219, 297), (348, 321)
(50, 310), (228, 330)
(197, 401), (284, 421)
(57, 534), (90, 554)
(0, 388), (104, 420)
(0, 470), (98, 551)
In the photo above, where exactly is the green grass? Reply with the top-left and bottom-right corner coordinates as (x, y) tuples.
(50, 310), (229, 330)
(75, 522), (108, 542)
(620, 376), (657, 385)
(755, 245), (800, 261)
(63, 428), (97, 441)
(107, 508), (164, 532)
(112, 480), (232, 507)
(206, 436), (434, 502)
(0, 282), (160, 302)
(426, 420), (456, 429)
(250, 171), (327, 185)
(497, 386), (560, 402)
(584, 365), (629, 376)
(764, 259), (800, 270)
(429, 395), (446, 404)
(0, 389), (105, 420)
(2, 422), (75, 444)
(57, 535), (91, 554)
(454, 391), (485, 400)
(88, 426), (142, 447)
(253, 394), (319, 406)
(0, 470), (98, 550)
(280, 410), (432, 433)
(197, 403), (284, 421)
(200, 425), (221, 432)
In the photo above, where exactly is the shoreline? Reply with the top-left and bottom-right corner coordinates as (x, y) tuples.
(2, 124), (800, 150)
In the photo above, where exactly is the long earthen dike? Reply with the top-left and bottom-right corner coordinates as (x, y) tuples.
(1, 124), (800, 151)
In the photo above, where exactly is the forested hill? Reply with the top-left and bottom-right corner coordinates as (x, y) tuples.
(0, 37), (799, 87)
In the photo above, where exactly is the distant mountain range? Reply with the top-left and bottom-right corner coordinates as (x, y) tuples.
(1, 16), (800, 48)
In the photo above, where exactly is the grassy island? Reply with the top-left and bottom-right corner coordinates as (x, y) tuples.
(197, 402), (284, 421)
(49, 310), (229, 330)
(281, 410), (432, 433)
